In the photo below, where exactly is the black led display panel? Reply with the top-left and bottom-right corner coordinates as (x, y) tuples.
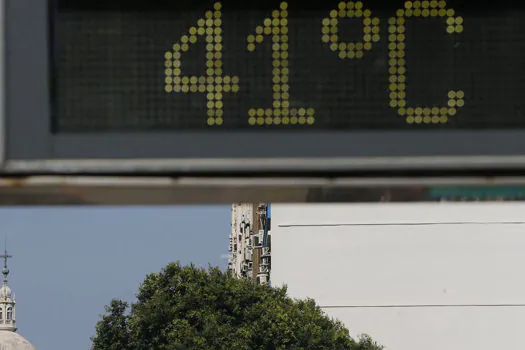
(52, 0), (525, 131)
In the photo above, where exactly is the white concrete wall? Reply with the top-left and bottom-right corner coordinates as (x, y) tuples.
(271, 203), (525, 350)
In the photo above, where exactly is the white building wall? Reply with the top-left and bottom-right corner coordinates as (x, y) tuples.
(271, 203), (525, 350)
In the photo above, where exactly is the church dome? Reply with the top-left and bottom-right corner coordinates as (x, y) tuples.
(0, 331), (35, 350)
(0, 285), (11, 300)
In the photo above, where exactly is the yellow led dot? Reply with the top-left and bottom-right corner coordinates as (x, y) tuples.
(364, 34), (372, 42)
(431, 116), (440, 124)
(430, 9), (438, 16)
(207, 117), (215, 126)
(355, 10), (363, 17)
(447, 9), (455, 16)
(456, 25), (463, 33)
(448, 91), (456, 98)
(406, 9), (413, 16)
(291, 117), (298, 124)
(423, 116), (432, 124)
(422, 1), (430, 8)
(423, 108), (432, 116)
(338, 1), (347, 10)
(407, 108), (414, 115)
(456, 16), (463, 24)
(456, 91), (464, 99)
(406, 116), (414, 124)
(415, 107), (423, 115)
(307, 116), (315, 124)
(355, 1), (363, 9)
(356, 51), (364, 58)
(438, 9), (446, 16)
(173, 85), (181, 92)
(330, 43), (338, 51)
(405, 1), (413, 9)
(265, 117), (273, 125)
(247, 35), (255, 43)
(280, 2), (288, 10)
(414, 0), (421, 8)
(348, 51), (355, 58)
(422, 9), (430, 16)
(274, 117), (282, 125)
(430, 0), (438, 8)
(398, 108), (406, 116)
(364, 42), (372, 50)
(398, 67), (406, 74)
(198, 85), (206, 92)
(415, 116), (423, 124)
(164, 85), (173, 93)
(346, 10), (355, 17)
(398, 100), (406, 108)
(232, 85), (239, 93)
(440, 115), (448, 123)
(298, 116), (306, 124)
(330, 10), (338, 18)
(448, 107), (457, 115)
(257, 117), (265, 125)
(339, 51), (347, 59)
(457, 100), (465, 107)
(396, 9), (404, 16)
(364, 9), (372, 17)
(282, 117), (290, 124)
(389, 100), (398, 107)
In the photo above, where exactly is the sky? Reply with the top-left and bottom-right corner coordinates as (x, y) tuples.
(0, 205), (231, 350)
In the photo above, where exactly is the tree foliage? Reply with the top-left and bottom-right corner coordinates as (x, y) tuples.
(91, 262), (383, 350)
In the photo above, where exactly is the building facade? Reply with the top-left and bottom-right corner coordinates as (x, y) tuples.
(269, 202), (525, 350)
(228, 203), (272, 285)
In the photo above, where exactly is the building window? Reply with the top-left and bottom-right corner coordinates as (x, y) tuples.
(7, 307), (12, 320)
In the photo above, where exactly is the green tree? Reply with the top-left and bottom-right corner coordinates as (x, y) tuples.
(91, 262), (383, 350)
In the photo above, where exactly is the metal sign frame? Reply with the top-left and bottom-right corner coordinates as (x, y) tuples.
(2, 0), (525, 205)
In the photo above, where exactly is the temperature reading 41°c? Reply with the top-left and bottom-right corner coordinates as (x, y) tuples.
(54, 0), (524, 131)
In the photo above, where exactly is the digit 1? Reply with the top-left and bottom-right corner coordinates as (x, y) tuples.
(322, 1), (380, 60)
(164, 2), (240, 126)
(388, 0), (464, 125)
(247, 2), (315, 126)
